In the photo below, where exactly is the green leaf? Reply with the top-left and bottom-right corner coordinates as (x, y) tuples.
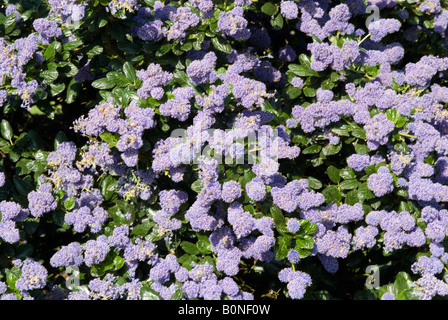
(321, 143), (342, 156)
(141, 287), (162, 300)
(92, 78), (115, 90)
(99, 132), (118, 148)
(298, 54), (311, 68)
(354, 143), (370, 155)
(358, 184), (375, 201)
(106, 71), (130, 86)
(40, 70), (59, 82)
(123, 61), (137, 82)
(211, 37), (233, 54)
(320, 78), (335, 90)
(352, 128), (366, 140)
(339, 167), (356, 180)
(66, 79), (81, 104)
(296, 248), (312, 259)
(180, 241), (200, 255)
(86, 45), (104, 59)
(339, 179), (360, 190)
(393, 141), (409, 153)
(303, 86), (317, 97)
(118, 41), (138, 54)
(170, 287), (184, 300)
(15, 159), (32, 176)
(50, 83), (66, 96)
(64, 197), (76, 211)
(345, 189), (359, 205)
(113, 255), (125, 271)
(295, 235), (315, 250)
(331, 126), (351, 136)
(172, 69), (195, 89)
(261, 2), (278, 15)
(288, 64), (319, 77)
(275, 236), (291, 260)
(21, 10), (35, 21)
(271, 13), (284, 30)
(393, 271), (413, 293)
(395, 116), (407, 128)
(243, 170), (256, 184)
(191, 179), (203, 193)
(307, 177), (322, 190)
(180, 41), (193, 52)
(156, 43), (172, 57)
(1, 119), (13, 141)
(353, 289), (377, 300)
(322, 185), (342, 204)
(6, 266), (21, 291)
(244, 205), (256, 215)
(130, 221), (152, 237)
(63, 40), (83, 51)
(178, 253), (196, 270)
(330, 72), (340, 82)
(398, 200), (413, 213)
(270, 205), (285, 225)
(397, 288), (418, 300)
(300, 219), (318, 235)
(100, 175), (118, 201)
(302, 144), (322, 154)
(8, 149), (20, 163)
(4, 13), (16, 34)
(423, 19), (433, 29)
(326, 166), (341, 184)
(0, 138), (11, 153)
(197, 235), (211, 254)
(43, 41), (59, 62)
(292, 133), (310, 145)
(54, 131), (68, 150)
(287, 86), (302, 99)
(385, 110), (399, 124)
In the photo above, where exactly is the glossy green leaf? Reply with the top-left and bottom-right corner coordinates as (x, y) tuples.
(4, 13), (16, 34)
(123, 61), (137, 82)
(92, 78), (116, 90)
(1, 119), (13, 141)
(211, 36), (233, 54)
(66, 79), (82, 104)
(339, 167), (356, 180)
(261, 2), (278, 15)
(180, 241), (200, 255)
(191, 179), (203, 193)
(63, 40), (83, 51)
(288, 64), (319, 77)
(339, 179), (360, 190)
(100, 175), (118, 201)
(271, 13), (284, 30)
(322, 185), (342, 204)
(307, 176), (322, 189)
(295, 235), (315, 250)
(275, 236), (291, 260)
(326, 166), (341, 184)
(64, 197), (76, 211)
(302, 144), (322, 154)
(141, 287), (162, 300)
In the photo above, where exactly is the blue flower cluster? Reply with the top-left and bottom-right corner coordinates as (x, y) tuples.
(1, 0), (448, 301)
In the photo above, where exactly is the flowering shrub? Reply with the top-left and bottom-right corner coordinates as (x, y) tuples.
(1, 0), (448, 301)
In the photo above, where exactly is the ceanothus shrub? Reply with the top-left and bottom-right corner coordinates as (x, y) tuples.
(0, 0), (448, 301)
